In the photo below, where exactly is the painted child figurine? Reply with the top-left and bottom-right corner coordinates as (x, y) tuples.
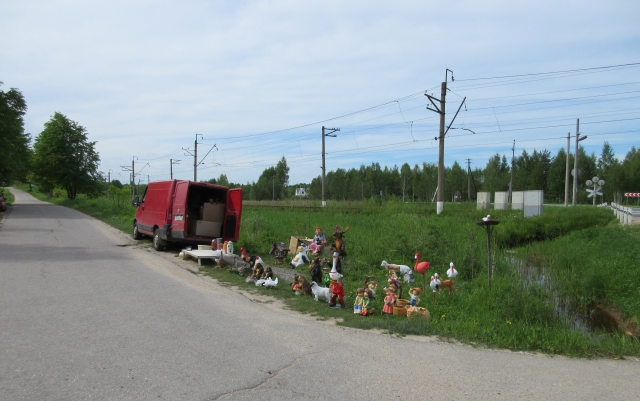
(360, 288), (376, 316)
(309, 226), (326, 255)
(409, 287), (421, 306)
(382, 284), (397, 315)
(354, 288), (364, 314)
(328, 264), (345, 308)
(364, 276), (378, 299)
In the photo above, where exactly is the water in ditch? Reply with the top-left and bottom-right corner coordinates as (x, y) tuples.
(509, 256), (620, 336)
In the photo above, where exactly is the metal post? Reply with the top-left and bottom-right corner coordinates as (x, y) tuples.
(572, 120), (587, 206)
(322, 126), (326, 207)
(466, 159), (471, 201)
(436, 82), (446, 214)
(486, 226), (491, 289)
(194, 137), (198, 182)
(509, 140), (515, 205)
(572, 119), (580, 205)
(564, 132), (570, 206)
(132, 158), (135, 197)
(170, 159), (173, 180)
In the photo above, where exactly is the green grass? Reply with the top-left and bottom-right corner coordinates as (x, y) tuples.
(11, 185), (640, 357)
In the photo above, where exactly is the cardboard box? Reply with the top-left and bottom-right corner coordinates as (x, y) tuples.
(289, 236), (312, 253)
(201, 203), (225, 222)
(195, 220), (222, 237)
(187, 219), (198, 236)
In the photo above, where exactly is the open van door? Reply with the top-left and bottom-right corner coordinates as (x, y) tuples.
(170, 181), (189, 238)
(224, 188), (243, 241)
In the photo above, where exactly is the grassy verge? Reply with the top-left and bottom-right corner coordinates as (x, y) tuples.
(13, 185), (639, 357)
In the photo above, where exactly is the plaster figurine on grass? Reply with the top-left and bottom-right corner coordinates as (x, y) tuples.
(309, 227), (326, 255)
(328, 264), (345, 309)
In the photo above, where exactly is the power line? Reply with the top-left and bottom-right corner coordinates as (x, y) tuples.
(455, 62), (640, 82)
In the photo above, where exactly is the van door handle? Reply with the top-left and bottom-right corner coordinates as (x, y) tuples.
(142, 205), (145, 211)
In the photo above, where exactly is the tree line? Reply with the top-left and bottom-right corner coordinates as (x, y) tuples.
(235, 144), (640, 204)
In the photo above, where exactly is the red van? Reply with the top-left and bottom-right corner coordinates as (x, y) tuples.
(132, 180), (242, 250)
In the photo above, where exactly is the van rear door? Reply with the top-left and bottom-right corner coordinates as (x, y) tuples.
(224, 188), (243, 241)
(170, 181), (189, 238)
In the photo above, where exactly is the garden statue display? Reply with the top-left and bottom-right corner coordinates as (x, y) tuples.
(309, 256), (324, 284)
(331, 225), (350, 259)
(382, 284), (397, 315)
(413, 253), (431, 293)
(408, 287), (421, 306)
(360, 288), (376, 316)
(309, 226), (326, 255)
(327, 251), (342, 274)
(269, 242), (290, 265)
(246, 256), (265, 283)
(290, 245), (310, 269)
(328, 264), (345, 308)
(354, 288), (364, 314)
(446, 262), (458, 279)
(240, 247), (257, 269)
(381, 260), (415, 284)
(311, 281), (331, 303)
(255, 268), (278, 288)
(291, 274), (312, 296)
(364, 276), (378, 299)
(387, 271), (403, 300)
(430, 273), (442, 304)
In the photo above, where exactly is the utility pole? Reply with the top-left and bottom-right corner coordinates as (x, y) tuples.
(182, 134), (204, 182)
(425, 69), (465, 214)
(466, 159), (472, 201)
(321, 126), (339, 207)
(121, 156), (137, 199)
(564, 132), (570, 206)
(509, 140), (515, 205)
(572, 119), (587, 206)
(170, 159), (181, 180)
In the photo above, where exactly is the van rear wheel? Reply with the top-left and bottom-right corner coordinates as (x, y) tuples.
(153, 229), (165, 251)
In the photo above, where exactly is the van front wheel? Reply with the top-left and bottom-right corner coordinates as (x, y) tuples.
(133, 222), (142, 240)
(153, 229), (165, 251)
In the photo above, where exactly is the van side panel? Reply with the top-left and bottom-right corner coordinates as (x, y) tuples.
(170, 181), (189, 239)
(224, 188), (243, 242)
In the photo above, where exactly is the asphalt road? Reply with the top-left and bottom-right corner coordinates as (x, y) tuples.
(1, 188), (639, 400)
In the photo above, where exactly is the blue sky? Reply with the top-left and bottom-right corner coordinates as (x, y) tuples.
(2, 1), (639, 186)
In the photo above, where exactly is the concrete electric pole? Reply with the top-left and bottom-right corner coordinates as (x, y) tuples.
(321, 126), (339, 207)
(564, 132), (570, 206)
(572, 119), (587, 206)
(425, 69), (465, 214)
(170, 159), (181, 180)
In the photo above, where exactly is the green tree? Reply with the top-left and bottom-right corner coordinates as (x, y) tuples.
(546, 148), (569, 203)
(597, 142), (621, 202)
(31, 112), (101, 199)
(483, 154), (510, 193)
(275, 156), (290, 198)
(0, 83), (31, 184)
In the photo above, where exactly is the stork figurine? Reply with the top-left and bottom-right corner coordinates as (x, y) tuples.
(430, 273), (442, 304)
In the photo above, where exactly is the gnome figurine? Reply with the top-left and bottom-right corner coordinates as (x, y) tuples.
(328, 262), (345, 308)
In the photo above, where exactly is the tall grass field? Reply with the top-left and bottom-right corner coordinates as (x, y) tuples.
(11, 185), (640, 357)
